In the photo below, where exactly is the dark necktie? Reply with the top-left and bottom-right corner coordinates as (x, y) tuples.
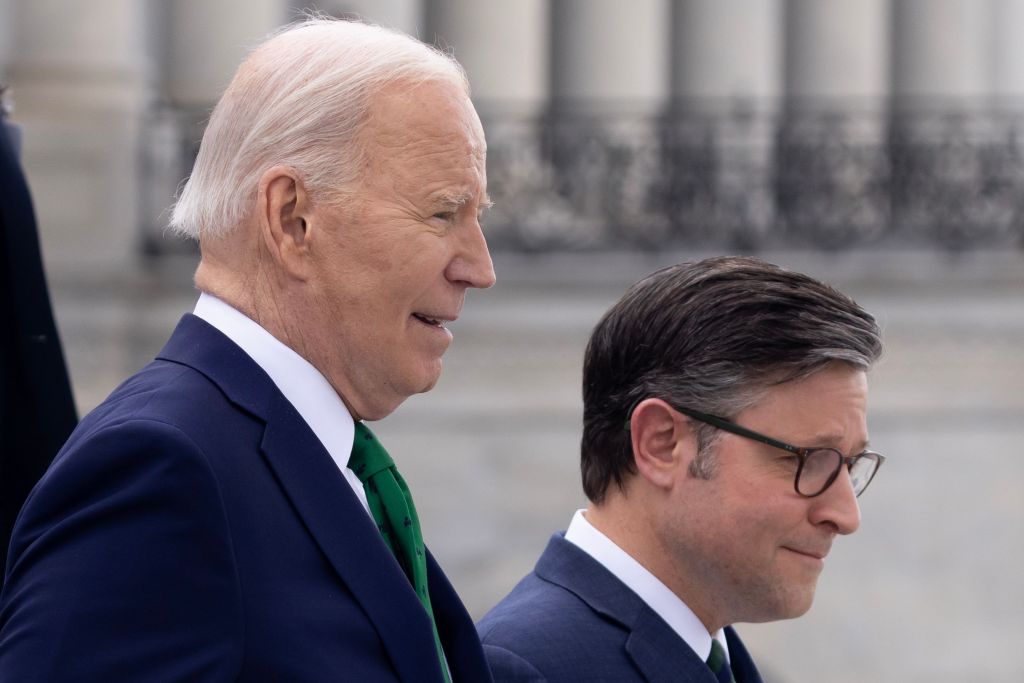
(706, 639), (735, 683)
(349, 422), (451, 683)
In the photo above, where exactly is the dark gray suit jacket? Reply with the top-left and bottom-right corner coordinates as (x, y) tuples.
(0, 119), (77, 586)
(477, 534), (765, 683)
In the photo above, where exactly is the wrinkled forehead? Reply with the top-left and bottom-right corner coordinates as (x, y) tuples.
(360, 79), (486, 159)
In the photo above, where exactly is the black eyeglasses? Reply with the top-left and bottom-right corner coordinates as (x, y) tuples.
(668, 404), (884, 498)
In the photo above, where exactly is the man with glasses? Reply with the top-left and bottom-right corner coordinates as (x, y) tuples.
(478, 256), (884, 683)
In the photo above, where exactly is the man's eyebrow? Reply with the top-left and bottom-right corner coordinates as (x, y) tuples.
(434, 191), (494, 211)
(816, 434), (871, 455)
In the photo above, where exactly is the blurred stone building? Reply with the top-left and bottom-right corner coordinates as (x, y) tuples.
(3, 7), (1023, 681)
(2, 0), (1024, 272)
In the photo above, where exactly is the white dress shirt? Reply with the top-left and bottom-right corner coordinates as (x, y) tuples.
(564, 508), (730, 665)
(193, 293), (370, 515)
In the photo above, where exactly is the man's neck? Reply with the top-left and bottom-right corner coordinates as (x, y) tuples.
(565, 506), (729, 664)
(585, 499), (724, 633)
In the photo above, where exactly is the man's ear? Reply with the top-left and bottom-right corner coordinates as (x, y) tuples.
(257, 165), (312, 280)
(629, 398), (695, 490)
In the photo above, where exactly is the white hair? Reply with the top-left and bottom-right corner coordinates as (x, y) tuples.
(169, 17), (469, 239)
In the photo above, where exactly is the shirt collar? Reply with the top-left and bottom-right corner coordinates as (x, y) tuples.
(564, 508), (729, 663)
(192, 292), (357, 476)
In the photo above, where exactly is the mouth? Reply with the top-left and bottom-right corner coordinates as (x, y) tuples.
(412, 312), (455, 329)
(782, 546), (828, 562)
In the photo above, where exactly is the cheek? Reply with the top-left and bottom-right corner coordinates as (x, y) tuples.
(718, 463), (804, 537)
(364, 241), (400, 277)
(318, 217), (400, 282)
(712, 493), (789, 557)
(718, 509), (770, 556)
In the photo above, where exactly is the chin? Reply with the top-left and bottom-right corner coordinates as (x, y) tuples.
(748, 583), (817, 623)
(787, 599), (815, 620)
(412, 360), (443, 394)
(780, 587), (817, 620)
(416, 376), (440, 395)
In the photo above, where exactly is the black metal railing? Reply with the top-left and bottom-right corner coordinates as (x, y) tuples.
(141, 99), (1024, 253)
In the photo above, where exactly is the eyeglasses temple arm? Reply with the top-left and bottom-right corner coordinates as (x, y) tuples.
(671, 405), (807, 456)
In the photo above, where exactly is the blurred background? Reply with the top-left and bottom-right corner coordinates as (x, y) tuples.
(2, 1), (1023, 681)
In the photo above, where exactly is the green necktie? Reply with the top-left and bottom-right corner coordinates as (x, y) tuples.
(349, 422), (451, 683)
(706, 639), (735, 683)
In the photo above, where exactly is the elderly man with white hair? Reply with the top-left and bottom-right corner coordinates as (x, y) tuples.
(0, 18), (495, 682)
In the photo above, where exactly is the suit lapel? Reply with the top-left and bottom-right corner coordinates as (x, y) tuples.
(725, 626), (765, 683)
(624, 609), (717, 683)
(426, 550), (493, 681)
(260, 394), (444, 681)
(535, 534), (719, 683)
(158, 315), (445, 682)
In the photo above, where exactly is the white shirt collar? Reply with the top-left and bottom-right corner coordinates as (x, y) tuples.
(192, 293), (369, 514)
(564, 508), (729, 664)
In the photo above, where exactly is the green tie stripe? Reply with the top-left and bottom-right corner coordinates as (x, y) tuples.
(706, 639), (735, 683)
(349, 422), (450, 683)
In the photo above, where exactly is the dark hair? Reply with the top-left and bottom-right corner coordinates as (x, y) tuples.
(580, 256), (883, 504)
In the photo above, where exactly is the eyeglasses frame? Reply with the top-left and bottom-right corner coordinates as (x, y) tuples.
(661, 403), (885, 498)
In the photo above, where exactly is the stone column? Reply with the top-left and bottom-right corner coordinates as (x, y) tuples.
(993, 0), (1024, 98)
(423, 0), (552, 248)
(991, 0), (1024, 247)
(425, 0), (545, 111)
(164, 0), (284, 108)
(0, 0), (12, 84)
(548, 0), (671, 248)
(668, 0), (782, 247)
(672, 0), (780, 100)
(780, 0), (890, 246)
(303, 0), (421, 36)
(891, 0), (996, 247)
(5, 0), (149, 272)
(139, 0), (285, 255)
(892, 0), (990, 100)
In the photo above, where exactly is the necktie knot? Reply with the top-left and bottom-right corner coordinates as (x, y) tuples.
(706, 639), (734, 683)
(350, 422), (395, 481)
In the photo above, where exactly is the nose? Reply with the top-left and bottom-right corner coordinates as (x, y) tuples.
(447, 220), (496, 289)
(809, 468), (861, 535)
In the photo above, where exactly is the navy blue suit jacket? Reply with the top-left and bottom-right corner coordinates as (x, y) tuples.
(477, 534), (765, 683)
(0, 315), (492, 682)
